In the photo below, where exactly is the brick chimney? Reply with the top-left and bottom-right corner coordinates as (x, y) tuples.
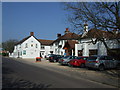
(30, 32), (34, 36)
(64, 28), (70, 34)
(57, 33), (61, 38)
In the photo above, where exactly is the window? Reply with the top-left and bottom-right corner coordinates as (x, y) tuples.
(23, 50), (26, 55)
(55, 42), (58, 46)
(42, 52), (44, 55)
(58, 45), (62, 48)
(41, 45), (45, 49)
(31, 44), (33, 47)
(25, 43), (28, 48)
(36, 44), (37, 48)
(40, 52), (44, 55)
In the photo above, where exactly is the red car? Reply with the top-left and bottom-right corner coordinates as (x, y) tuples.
(68, 56), (89, 67)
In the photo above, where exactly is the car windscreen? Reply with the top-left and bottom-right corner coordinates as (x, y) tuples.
(57, 55), (63, 58)
(83, 57), (88, 60)
(63, 56), (70, 59)
(49, 54), (56, 57)
(88, 56), (97, 61)
(77, 57), (82, 59)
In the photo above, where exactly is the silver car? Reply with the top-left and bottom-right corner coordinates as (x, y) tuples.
(85, 55), (118, 71)
(58, 56), (77, 65)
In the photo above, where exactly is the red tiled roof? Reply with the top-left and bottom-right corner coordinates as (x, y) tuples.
(58, 33), (80, 40)
(52, 32), (80, 44)
(38, 39), (54, 45)
(15, 36), (54, 46)
(81, 28), (120, 39)
(63, 40), (78, 49)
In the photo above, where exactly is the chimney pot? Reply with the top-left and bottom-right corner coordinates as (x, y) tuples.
(65, 28), (70, 34)
(66, 28), (69, 31)
(57, 33), (61, 38)
(30, 32), (34, 36)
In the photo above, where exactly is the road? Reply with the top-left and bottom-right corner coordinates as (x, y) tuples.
(2, 57), (118, 88)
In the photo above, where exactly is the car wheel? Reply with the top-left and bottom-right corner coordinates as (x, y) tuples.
(87, 67), (92, 70)
(80, 63), (85, 68)
(68, 63), (72, 67)
(54, 60), (56, 62)
(98, 65), (104, 71)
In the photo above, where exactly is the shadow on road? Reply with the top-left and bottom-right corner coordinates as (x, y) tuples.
(2, 65), (52, 88)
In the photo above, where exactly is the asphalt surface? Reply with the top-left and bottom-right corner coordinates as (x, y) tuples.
(2, 57), (119, 88)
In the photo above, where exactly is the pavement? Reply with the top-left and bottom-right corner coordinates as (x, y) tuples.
(5, 57), (120, 88)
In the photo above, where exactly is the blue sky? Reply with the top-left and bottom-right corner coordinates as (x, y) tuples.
(2, 2), (70, 41)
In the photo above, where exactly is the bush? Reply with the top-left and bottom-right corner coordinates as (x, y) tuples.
(2, 53), (9, 56)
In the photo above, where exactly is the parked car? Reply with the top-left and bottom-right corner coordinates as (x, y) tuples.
(58, 56), (77, 65)
(68, 56), (89, 67)
(45, 54), (55, 60)
(49, 55), (64, 62)
(85, 55), (118, 71)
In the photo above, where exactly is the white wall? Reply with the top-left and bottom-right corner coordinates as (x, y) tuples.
(83, 43), (89, 56)
(21, 36), (41, 58)
(75, 38), (119, 56)
(52, 40), (66, 55)
(12, 36), (41, 59)
(41, 45), (51, 58)
(97, 41), (107, 55)
(75, 44), (82, 56)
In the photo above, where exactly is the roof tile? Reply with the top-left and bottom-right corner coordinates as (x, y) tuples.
(38, 39), (54, 45)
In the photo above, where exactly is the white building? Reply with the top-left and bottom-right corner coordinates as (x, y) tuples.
(75, 24), (120, 60)
(10, 27), (120, 60)
(11, 32), (54, 59)
(51, 28), (80, 56)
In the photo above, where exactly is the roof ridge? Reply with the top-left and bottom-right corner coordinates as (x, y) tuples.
(15, 35), (31, 45)
(38, 39), (54, 41)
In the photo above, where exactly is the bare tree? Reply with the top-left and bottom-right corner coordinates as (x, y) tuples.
(64, 2), (120, 59)
(64, 2), (120, 32)
(2, 39), (18, 53)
